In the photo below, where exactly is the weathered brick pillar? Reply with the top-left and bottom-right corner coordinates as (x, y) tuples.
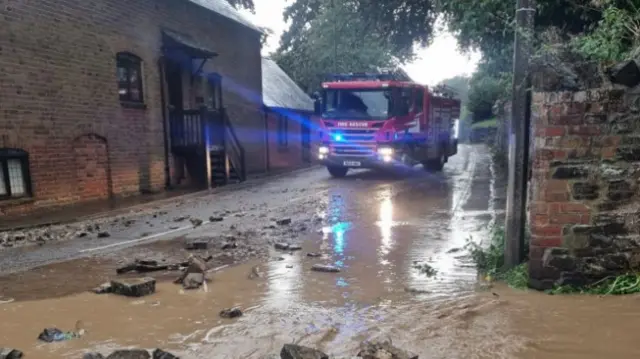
(528, 88), (640, 289)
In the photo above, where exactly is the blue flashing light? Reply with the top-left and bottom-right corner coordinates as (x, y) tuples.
(333, 134), (343, 141)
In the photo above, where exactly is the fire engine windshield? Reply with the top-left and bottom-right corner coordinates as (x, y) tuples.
(322, 89), (392, 119)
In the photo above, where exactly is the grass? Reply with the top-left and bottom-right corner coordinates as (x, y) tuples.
(548, 274), (640, 295)
(470, 117), (498, 129)
(464, 225), (530, 290)
(465, 226), (640, 295)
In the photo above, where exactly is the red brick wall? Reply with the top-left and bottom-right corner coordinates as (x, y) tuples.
(265, 109), (311, 172)
(0, 0), (263, 216)
(528, 89), (639, 289)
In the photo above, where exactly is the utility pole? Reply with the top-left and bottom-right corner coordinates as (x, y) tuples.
(504, 0), (535, 268)
(332, 0), (337, 71)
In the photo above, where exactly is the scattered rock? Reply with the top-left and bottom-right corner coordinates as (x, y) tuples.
(220, 307), (243, 318)
(110, 278), (156, 297)
(412, 263), (437, 277)
(274, 242), (290, 250)
(357, 335), (418, 359)
(152, 349), (179, 359)
(169, 226), (180, 230)
(105, 349), (151, 359)
(288, 244), (302, 251)
(97, 231), (111, 238)
(276, 218), (292, 226)
(248, 265), (262, 279)
(190, 218), (203, 227)
(222, 242), (238, 250)
(182, 272), (205, 289)
(0, 348), (23, 359)
(311, 264), (340, 273)
(286, 264), (293, 268)
(82, 353), (104, 359)
(307, 252), (322, 258)
(404, 287), (431, 294)
(124, 219), (136, 227)
(76, 231), (89, 238)
(185, 238), (210, 250)
(91, 282), (112, 294)
(173, 216), (189, 222)
(209, 216), (224, 222)
(446, 248), (461, 254)
(280, 344), (328, 359)
(37, 327), (80, 342)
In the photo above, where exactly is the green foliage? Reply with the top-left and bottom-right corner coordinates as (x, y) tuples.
(465, 225), (529, 290)
(467, 68), (510, 121)
(572, 1), (640, 63)
(549, 274), (640, 295)
(273, 0), (397, 92)
(471, 118), (497, 129)
(225, 0), (254, 12)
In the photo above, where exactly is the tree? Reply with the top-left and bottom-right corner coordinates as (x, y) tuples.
(273, 0), (397, 92)
(225, 0), (254, 12)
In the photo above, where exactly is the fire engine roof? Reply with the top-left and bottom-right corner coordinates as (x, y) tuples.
(262, 58), (314, 112)
(187, 0), (262, 33)
(322, 81), (420, 89)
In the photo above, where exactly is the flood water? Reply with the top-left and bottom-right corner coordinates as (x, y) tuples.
(1, 146), (639, 358)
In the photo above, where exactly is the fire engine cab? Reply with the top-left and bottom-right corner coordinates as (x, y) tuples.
(314, 70), (460, 178)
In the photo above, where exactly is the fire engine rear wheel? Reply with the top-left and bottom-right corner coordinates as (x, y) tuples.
(423, 152), (446, 172)
(327, 166), (348, 178)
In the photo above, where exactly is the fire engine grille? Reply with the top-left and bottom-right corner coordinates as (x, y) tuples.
(331, 128), (377, 156)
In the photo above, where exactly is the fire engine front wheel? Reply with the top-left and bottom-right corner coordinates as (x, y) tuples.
(423, 152), (446, 172)
(327, 166), (349, 178)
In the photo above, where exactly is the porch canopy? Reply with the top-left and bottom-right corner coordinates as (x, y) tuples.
(161, 29), (218, 59)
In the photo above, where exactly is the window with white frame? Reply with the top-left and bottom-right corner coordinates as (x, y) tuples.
(0, 148), (31, 200)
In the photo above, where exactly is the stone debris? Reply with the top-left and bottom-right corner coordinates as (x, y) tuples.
(209, 216), (224, 222)
(37, 327), (82, 342)
(152, 349), (179, 359)
(276, 218), (292, 226)
(275, 242), (290, 250)
(280, 344), (328, 359)
(311, 264), (341, 273)
(83, 353), (104, 359)
(97, 231), (111, 238)
(185, 238), (211, 250)
(357, 335), (418, 359)
(288, 244), (303, 251)
(404, 287), (431, 294)
(222, 241), (238, 250)
(105, 349), (151, 359)
(110, 277), (156, 297)
(0, 348), (23, 359)
(190, 218), (203, 227)
(248, 265), (262, 279)
(116, 259), (182, 274)
(219, 307), (243, 318)
(412, 262), (437, 277)
(91, 282), (113, 294)
(182, 272), (205, 289)
(307, 252), (322, 258)
(173, 216), (189, 222)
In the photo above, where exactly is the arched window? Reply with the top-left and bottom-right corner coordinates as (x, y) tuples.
(0, 148), (32, 200)
(116, 52), (144, 104)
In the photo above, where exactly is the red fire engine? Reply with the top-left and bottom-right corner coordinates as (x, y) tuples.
(314, 70), (460, 177)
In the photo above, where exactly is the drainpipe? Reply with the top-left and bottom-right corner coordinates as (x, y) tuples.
(158, 56), (171, 189)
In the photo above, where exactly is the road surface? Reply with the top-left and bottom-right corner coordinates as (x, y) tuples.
(0, 144), (637, 359)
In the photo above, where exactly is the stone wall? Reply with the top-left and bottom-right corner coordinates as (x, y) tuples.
(528, 88), (640, 289)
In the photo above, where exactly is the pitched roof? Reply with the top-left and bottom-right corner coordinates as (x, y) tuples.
(187, 0), (261, 33)
(262, 58), (314, 112)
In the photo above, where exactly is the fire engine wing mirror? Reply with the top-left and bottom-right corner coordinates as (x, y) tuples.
(311, 91), (322, 115)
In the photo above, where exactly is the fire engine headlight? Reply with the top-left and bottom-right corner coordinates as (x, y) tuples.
(319, 146), (329, 154)
(377, 147), (393, 156)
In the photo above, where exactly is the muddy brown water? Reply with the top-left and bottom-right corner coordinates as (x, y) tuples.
(1, 147), (640, 358)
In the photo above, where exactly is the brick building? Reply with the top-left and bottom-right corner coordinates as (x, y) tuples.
(262, 58), (315, 172)
(0, 0), (265, 217)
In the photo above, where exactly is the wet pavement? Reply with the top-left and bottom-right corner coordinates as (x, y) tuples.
(1, 144), (639, 359)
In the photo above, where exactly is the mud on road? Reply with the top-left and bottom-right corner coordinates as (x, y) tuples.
(1, 145), (639, 359)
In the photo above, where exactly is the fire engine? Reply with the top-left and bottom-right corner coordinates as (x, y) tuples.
(313, 70), (460, 178)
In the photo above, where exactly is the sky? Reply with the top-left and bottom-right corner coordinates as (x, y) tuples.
(239, 0), (481, 86)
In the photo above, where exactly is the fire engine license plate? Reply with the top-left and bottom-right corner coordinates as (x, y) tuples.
(343, 161), (361, 167)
